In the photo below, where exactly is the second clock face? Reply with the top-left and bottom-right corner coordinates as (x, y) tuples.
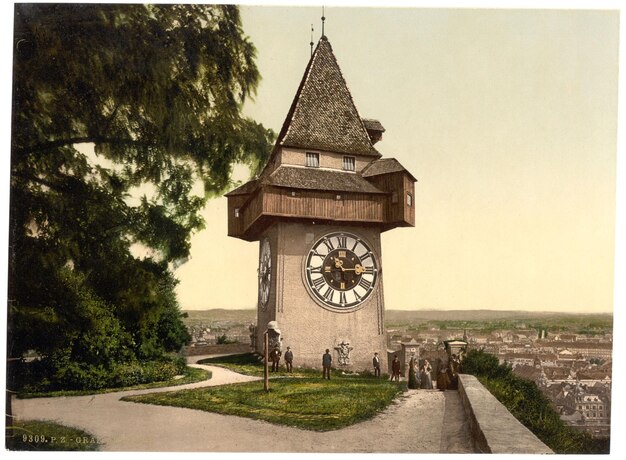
(304, 232), (379, 310)
(258, 238), (271, 308)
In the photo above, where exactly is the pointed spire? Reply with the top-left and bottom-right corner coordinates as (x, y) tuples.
(321, 6), (326, 38)
(310, 24), (314, 57)
(275, 37), (380, 157)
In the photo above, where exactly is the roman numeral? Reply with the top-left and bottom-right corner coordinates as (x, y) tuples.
(364, 266), (375, 274)
(336, 235), (347, 248)
(323, 238), (334, 251)
(351, 239), (359, 251)
(354, 291), (362, 302)
(358, 278), (372, 291)
(323, 287), (334, 302)
(339, 291), (347, 305)
(312, 277), (325, 290)
(359, 252), (372, 263)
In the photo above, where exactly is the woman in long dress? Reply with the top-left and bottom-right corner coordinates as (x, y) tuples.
(436, 359), (450, 391)
(420, 359), (433, 389)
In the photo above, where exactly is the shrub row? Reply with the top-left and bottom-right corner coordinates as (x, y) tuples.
(13, 354), (187, 393)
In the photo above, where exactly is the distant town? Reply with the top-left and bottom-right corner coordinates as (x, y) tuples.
(182, 309), (612, 439)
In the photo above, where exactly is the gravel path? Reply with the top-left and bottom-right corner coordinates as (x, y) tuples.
(12, 355), (474, 453)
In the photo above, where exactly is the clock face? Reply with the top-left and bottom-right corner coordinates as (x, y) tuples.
(258, 238), (271, 308)
(304, 232), (379, 310)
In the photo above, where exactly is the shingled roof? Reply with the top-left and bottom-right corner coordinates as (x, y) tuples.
(265, 166), (385, 194)
(362, 158), (417, 182)
(224, 179), (259, 197)
(276, 37), (380, 157)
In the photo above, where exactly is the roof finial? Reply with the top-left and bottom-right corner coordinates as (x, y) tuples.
(310, 24), (314, 57)
(321, 6), (326, 38)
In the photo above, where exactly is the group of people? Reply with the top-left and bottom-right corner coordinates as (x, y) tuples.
(268, 347), (462, 386)
(268, 345), (293, 372)
(392, 354), (462, 390)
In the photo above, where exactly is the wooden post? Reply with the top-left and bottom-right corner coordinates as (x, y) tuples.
(263, 331), (269, 392)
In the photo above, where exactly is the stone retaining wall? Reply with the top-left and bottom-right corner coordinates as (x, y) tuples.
(458, 374), (553, 454)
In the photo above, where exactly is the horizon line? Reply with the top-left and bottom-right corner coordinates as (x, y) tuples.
(181, 307), (613, 315)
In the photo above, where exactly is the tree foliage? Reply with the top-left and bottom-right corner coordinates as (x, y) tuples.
(8, 4), (273, 388)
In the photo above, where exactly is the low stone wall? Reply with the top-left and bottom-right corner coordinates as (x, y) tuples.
(458, 374), (553, 454)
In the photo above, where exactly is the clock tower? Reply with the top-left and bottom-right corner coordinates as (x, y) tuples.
(225, 36), (416, 371)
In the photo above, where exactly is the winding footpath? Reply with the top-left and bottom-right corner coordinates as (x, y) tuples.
(12, 355), (474, 452)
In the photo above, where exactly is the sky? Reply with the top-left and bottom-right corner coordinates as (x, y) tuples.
(173, 5), (619, 313)
(0, 2), (620, 316)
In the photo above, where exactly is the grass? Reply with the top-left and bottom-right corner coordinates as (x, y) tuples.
(18, 366), (211, 399)
(6, 419), (100, 451)
(123, 375), (403, 431)
(197, 353), (387, 379)
(197, 353), (326, 378)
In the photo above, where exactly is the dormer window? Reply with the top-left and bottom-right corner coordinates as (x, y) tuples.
(407, 192), (413, 207)
(343, 156), (356, 171)
(306, 152), (320, 168)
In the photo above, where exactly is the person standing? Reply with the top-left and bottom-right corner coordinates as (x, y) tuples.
(421, 359), (433, 389)
(322, 349), (332, 380)
(391, 355), (401, 382)
(372, 352), (381, 377)
(435, 359), (449, 391)
(284, 346), (294, 372)
(269, 346), (281, 372)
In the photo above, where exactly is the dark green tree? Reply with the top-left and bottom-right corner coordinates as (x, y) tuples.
(8, 4), (273, 388)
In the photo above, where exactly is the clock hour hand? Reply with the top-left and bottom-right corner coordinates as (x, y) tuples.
(333, 258), (365, 274)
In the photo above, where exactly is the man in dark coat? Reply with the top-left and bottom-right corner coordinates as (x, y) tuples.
(269, 346), (281, 372)
(372, 352), (381, 377)
(391, 355), (401, 382)
(322, 349), (332, 379)
(284, 346), (294, 372)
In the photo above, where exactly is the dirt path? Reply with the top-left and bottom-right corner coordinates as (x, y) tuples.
(12, 356), (474, 452)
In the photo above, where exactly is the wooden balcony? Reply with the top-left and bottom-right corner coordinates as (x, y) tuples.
(228, 186), (387, 241)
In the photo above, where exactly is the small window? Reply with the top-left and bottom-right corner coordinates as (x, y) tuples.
(343, 156), (355, 171)
(234, 208), (240, 218)
(306, 152), (320, 168)
(407, 192), (413, 207)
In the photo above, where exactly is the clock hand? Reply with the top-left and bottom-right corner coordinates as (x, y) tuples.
(334, 263), (365, 274)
